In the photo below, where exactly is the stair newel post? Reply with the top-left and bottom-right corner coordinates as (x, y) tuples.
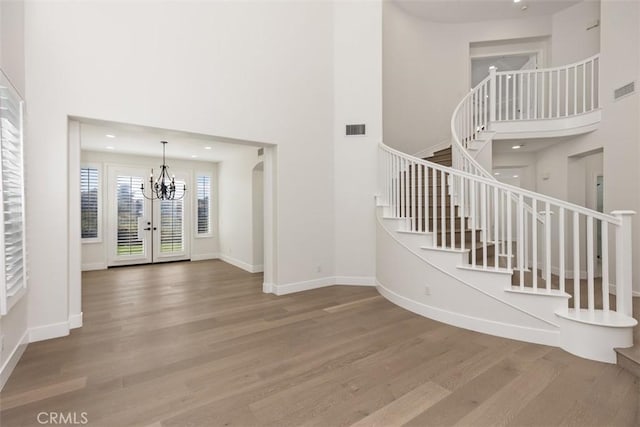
(489, 66), (497, 126)
(612, 210), (636, 316)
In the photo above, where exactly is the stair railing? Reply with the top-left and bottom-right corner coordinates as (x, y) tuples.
(494, 54), (599, 121)
(379, 142), (634, 317)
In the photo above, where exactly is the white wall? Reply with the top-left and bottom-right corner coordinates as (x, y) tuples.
(0, 0), (28, 391)
(218, 148), (262, 273)
(80, 150), (220, 269)
(23, 0), (360, 342)
(551, 0), (600, 66)
(333, 0), (381, 285)
(383, 1), (552, 155)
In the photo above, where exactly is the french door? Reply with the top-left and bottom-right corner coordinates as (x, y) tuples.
(107, 166), (190, 266)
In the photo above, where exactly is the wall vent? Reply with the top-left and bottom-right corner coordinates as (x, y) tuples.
(257, 147), (264, 157)
(346, 124), (366, 136)
(614, 81), (635, 101)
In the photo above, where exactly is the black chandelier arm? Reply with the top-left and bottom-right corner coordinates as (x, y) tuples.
(141, 141), (189, 201)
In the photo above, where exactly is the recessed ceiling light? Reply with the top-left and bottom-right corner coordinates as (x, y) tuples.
(191, 155), (198, 158)
(521, 5), (528, 10)
(204, 146), (212, 150)
(512, 145), (522, 149)
(513, 175), (519, 178)
(494, 172), (500, 176)
(513, 0), (521, 3)
(105, 134), (116, 138)
(105, 146), (115, 150)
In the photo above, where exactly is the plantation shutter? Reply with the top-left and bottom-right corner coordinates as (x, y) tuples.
(80, 167), (99, 239)
(160, 180), (185, 253)
(196, 175), (211, 235)
(0, 71), (27, 314)
(116, 175), (145, 256)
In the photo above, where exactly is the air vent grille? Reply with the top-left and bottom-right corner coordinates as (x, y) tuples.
(614, 81), (635, 101)
(346, 124), (366, 136)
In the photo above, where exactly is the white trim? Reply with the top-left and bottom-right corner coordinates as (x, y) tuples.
(220, 254), (262, 273)
(69, 312), (83, 329)
(190, 252), (220, 262)
(81, 262), (107, 271)
(491, 110), (601, 140)
(376, 281), (559, 347)
(273, 277), (336, 295)
(0, 330), (28, 391)
(262, 282), (275, 293)
(334, 276), (376, 286)
(28, 321), (70, 343)
(273, 276), (376, 295)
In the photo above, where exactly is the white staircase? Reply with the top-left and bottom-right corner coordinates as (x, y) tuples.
(376, 54), (637, 363)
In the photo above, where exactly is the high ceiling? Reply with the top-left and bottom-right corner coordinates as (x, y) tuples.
(394, 0), (582, 23)
(79, 120), (261, 163)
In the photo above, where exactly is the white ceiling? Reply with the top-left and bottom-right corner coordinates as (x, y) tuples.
(79, 120), (261, 162)
(394, 0), (581, 23)
(493, 137), (567, 153)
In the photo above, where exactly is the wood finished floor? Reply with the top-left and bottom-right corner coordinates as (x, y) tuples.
(1, 260), (638, 427)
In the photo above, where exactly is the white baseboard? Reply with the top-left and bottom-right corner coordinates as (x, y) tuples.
(273, 277), (336, 295)
(273, 276), (376, 295)
(191, 252), (220, 261)
(29, 321), (70, 343)
(263, 282), (275, 293)
(220, 254), (263, 273)
(334, 276), (376, 286)
(81, 262), (107, 271)
(69, 312), (83, 329)
(376, 280), (559, 347)
(0, 330), (29, 391)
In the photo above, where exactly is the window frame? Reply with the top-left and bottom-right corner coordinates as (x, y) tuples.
(80, 163), (103, 244)
(194, 172), (213, 238)
(0, 70), (27, 315)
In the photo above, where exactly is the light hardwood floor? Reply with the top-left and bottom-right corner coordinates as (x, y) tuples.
(0, 260), (638, 426)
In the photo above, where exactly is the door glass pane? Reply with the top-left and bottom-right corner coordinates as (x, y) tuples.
(116, 175), (144, 256)
(160, 180), (185, 253)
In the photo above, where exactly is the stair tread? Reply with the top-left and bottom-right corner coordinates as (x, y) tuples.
(555, 308), (638, 328)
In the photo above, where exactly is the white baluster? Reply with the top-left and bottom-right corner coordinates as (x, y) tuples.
(565, 68), (569, 117)
(556, 70), (561, 118)
(441, 170), (446, 247)
(507, 191), (513, 271)
(471, 181), (476, 267)
(573, 66), (578, 115)
(494, 187), (499, 269)
(418, 163), (422, 232)
(573, 211), (580, 310)
(545, 203), (551, 291)
(432, 167), (437, 247)
(601, 221), (609, 311)
(519, 73), (523, 120)
(518, 194), (524, 288)
(559, 207), (565, 293)
(587, 216), (594, 311)
(460, 176), (466, 252)
(411, 161), (416, 231)
(582, 64), (586, 113)
(450, 173), (455, 249)
(532, 199), (537, 290)
(481, 183), (487, 267)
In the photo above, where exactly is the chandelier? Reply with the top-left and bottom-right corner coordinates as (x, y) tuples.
(141, 140), (186, 200)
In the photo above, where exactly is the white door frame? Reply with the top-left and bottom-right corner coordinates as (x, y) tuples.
(68, 118), (279, 329)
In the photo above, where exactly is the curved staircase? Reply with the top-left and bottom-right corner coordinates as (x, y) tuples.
(375, 54), (638, 364)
